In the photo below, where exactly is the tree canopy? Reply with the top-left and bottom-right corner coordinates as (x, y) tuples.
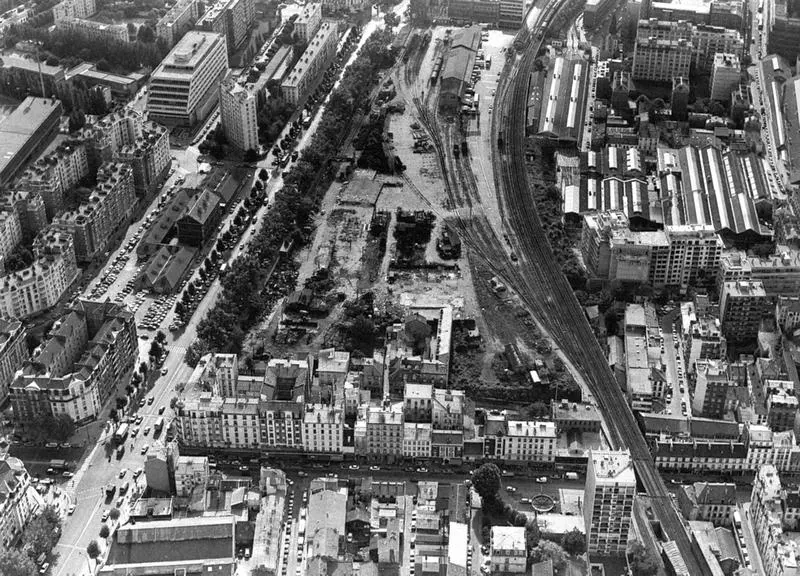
(472, 463), (501, 503)
(628, 541), (659, 576)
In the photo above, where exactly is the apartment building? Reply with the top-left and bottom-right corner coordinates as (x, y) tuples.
(175, 394), (224, 448)
(677, 482), (737, 526)
(355, 403), (404, 458)
(718, 249), (800, 298)
(719, 280), (773, 342)
(653, 437), (747, 474)
(260, 400), (304, 453)
(692, 25), (743, 72)
(632, 19), (693, 81)
(17, 140), (89, 219)
(302, 404), (343, 454)
(294, 2), (322, 41)
(490, 527), (527, 573)
(0, 210), (22, 263)
(494, 421), (557, 463)
(196, 0), (255, 53)
(52, 0), (95, 22)
(156, 0), (201, 46)
(768, 390), (798, 432)
(281, 22), (338, 106)
(173, 455), (209, 497)
(498, 0), (525, 28)
(316, 348), (350, 386)
(710, 53), (741, 101)
(0, 190), (47, 242)
(10, 300), (137, 424)
(219, 75), (259, 153)
(658, 225), (723, 290)
(692, 359), (740, 418)
(768, 0), (800, 60)
(751, 466), (799, 576)
(0, 227), (78, 319)
(52, 162), (136, 262)
(115, 121), (171, 198)
(147, 31), (229, 126)
(684, 313), (726, 372)
(0, 456), (41, 549)
(432, 388), (464, 430)
(221, 397), (260, 449)
(404, 383), (433, 423)
(584, 449), (636, 555)
(0, 319), (26, 405)
(777, 295), (800, 334)
(402, 422), (432, 459)
(56, 17), (129, 43)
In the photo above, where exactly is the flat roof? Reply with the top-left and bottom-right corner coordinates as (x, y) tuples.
(156, 30), (224, 72)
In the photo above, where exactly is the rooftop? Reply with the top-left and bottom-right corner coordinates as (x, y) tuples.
(491, 526), (526, 552)
(590, 449), (636, 484)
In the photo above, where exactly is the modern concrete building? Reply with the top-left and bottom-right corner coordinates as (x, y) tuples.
(0, 97), (62, 186)
(0, 319), (26, 406)
(294, 2), (322, 41)
(173, 455), (209, 497)
(219, 75), (258, 152)
(498, 0), (525, 28)
(584, 449), (636, 555)
(156, 0), (201, 46)
(281, 21), (338, 106)
(632, 19), (693, 81)
(147, 31), (229, 126)
(691, 359), (740, 418)
(10, 300), (137, 425)
(692, 25), (743, 72)
(717, 249), (800, 298)
(719, 280), (773, 342)
(710, 53), (741, 101)
(768, 0), (800, 60)
(195, 0), (255, 53)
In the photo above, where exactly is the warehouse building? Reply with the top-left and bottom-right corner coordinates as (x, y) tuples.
(534, 55), (590, 146)
(0, 97), (62, 186)
(438, 26), (481, 114)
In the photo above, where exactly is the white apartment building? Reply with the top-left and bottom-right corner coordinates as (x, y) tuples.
(281, 22), (338, 105)
(302, 404), (343, 453)
(490, 527), (527, 573)
(56, 17), (129, 43)
(0, 210), (22, 263)
(221, 398), (260, 449)
(0, 319), (26, 405)
(632, 19), (693, 81)
(355, 403), (404, 457)
(18, 140), (90, 219)
(220, 76), (258, 152)
(52, 0), (96, 22)
(751, 466), (799, 576)
(403, 422), (432, 459)
(0, 232), (78, 319)
(294, 2), (322, 42)
(147, 31), (229, 126)
(710, 53), (741, 101)
(584, 449), (636, 555)
(657, 225), (722, 290)
(495, 421), (557, 462)
(156, 0), (201, 46)
(0, 456), (42, 549)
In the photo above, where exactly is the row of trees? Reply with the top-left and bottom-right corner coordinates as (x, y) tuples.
(186, 30), (399, 364)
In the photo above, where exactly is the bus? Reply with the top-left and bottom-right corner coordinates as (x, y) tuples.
(154, 417), (164, 434)
(114, 423), (129, 443)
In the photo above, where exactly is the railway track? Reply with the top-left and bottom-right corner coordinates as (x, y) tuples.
(491, 1), (714, 574)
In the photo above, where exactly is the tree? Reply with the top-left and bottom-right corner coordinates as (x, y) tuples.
(529, 541), (567, 572)
(384, 11), (400, 28)
(258, 168), (268, 181)
(524, 401), (550, 419)
(86, 539), (101, 570)
(251, 566), (271, 576)
(23, 508), (60, 559)
(137, 24), (155, 43)
(109, 508), (121, 522)
(561, 528), (586, 556)
(96, 58), (111, 72)
(139, 361), (148, 376)
(472, 463), (502, 504)
(99, 523), (110, 539)
(170, 396), (179, 409)
(116, 396), (127, 410)
(244, 149), (259, 163)
(629, 541), (659, 576)
(109, 408), (118, 421)
(0, 549), (38, 576)
(156, 330), (166, 344)
(68, 110), (85, 132)
(525, 521), (540, 550)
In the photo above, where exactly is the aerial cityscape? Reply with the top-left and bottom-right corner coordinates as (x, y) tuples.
(0, 0), (799, 573)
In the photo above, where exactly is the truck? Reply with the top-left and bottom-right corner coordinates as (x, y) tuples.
(565, 472), (580, 481)
(48, 459), (67, 473)
(154, 417), (164, 434)
(114, 423), (129, 443)
(105, 483), (116, 497)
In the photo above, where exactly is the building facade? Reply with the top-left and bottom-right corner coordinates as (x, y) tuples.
(0, 319), (26, 405)
(219, 76), (258, 152)
(157, 0), (201, 46)
(719, 280), (773, 342)
(710, 53), (741, 101)
(584, 449), (636, 555)
(281, 22), (338, 105)
(632, 19), (693, 81)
